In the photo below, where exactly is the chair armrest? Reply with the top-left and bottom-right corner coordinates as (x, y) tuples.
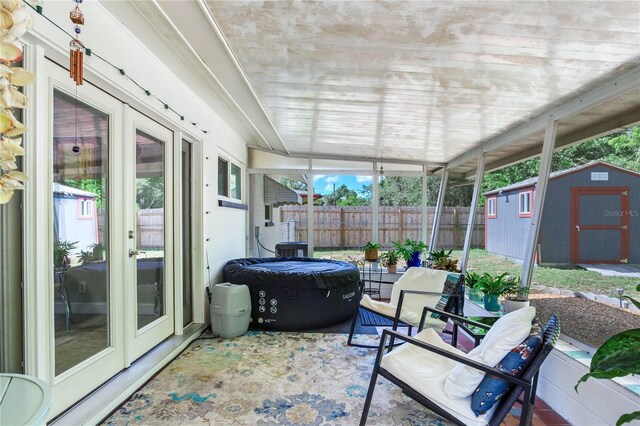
(420, 306), (493, 330)
(379, 328), (530, 388)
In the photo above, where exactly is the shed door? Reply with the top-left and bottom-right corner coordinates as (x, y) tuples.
(571, 187), (630, 264)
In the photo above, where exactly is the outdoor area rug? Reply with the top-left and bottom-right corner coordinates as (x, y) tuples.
(103, 331), (452, 425)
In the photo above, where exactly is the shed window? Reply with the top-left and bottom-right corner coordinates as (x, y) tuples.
(78, 198), (94, 219)
(518, 190), (533, 218)
(487, 196), (497, 218)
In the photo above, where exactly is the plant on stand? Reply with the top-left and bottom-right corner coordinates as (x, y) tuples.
(474, 272), (512, 312)
(361, 241), (381, 262)
(502, 276), (531, 313)
(392, 238), (427, 268)
(379, 250), (400, 274)
(54, 240), (78, 269)
(465, 271), (483, 303)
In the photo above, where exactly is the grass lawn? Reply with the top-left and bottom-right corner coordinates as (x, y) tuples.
(315, 248), (639, 298)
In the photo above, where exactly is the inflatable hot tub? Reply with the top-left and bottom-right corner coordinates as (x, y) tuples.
(223, 257), (361, 331)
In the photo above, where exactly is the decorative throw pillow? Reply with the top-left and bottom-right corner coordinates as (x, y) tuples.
(470, 320), (544, 416)
(444, 306), (536, 398)
(431, 272), (464, 320)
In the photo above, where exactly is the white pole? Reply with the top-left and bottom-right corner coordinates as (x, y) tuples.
(521, 117), (558, 288)
(372, 162), (379, 244)
(421, 165), (428, 245)
(460, 153), (485, 272)
(307, 159), (314, 257)
(429, 168), (449, 250)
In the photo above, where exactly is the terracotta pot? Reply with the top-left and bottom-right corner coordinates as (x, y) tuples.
(386, 264), (397, 274)
(364, 248), (378, 261)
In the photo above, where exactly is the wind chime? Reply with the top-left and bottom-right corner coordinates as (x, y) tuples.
(69, 0), (85, 85)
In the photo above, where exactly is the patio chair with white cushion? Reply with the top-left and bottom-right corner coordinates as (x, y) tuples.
(359, 306), (560, 426)
(347, 267), (464, 348)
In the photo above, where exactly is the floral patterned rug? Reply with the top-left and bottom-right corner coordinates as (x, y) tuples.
(104, 331), (452, 425)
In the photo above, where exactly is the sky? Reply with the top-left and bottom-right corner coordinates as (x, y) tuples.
(313, 175), (372, 195)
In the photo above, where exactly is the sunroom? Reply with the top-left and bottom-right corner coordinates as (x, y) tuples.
(0, 1), (639, 425)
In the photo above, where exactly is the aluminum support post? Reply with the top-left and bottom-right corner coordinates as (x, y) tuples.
(307, 159), (314, 257)
(429, 168), (449, 251)
(372, 162), (379, 243)
(521, 118), (558, 288)
(460, 153), (485, 272)
(421, 165), (429, 245)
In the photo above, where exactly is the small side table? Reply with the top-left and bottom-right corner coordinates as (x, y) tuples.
(0, 374), (51, 425)
(360, 260), (395, 300)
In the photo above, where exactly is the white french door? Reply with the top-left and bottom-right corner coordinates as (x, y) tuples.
(46, 60), (174, 416)
(125, 109), (174, 362)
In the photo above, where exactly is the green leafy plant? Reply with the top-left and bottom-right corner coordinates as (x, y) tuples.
(474, 272), (513, 296)
(501, 276), (530, 301)
(575, 284), (640, 426)
(465, 271), (481, 289)
(427, 248), (453, 263)
(379, 250), (400, 267)
(361, 242), (381, 251)
(78, 243), (105, 264)
(392, 239), (427, 262)
(53, 240), (78, 268)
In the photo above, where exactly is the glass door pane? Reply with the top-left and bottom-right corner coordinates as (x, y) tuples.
(135, 130), (166, 330)
(182, 140), (193, 326)
(52, 89), (110, 375)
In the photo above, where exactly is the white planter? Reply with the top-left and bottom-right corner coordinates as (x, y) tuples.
(504, 299), (530, 313)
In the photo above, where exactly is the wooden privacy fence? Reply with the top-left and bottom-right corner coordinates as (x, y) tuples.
(279, 206), (484, 249)
(138, 208), (164, 249)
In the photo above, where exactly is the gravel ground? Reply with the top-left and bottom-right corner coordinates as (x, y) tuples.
(529, 295), (640, 349)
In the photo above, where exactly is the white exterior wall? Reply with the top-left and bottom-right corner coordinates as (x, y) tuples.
(28, 2), (249, 282)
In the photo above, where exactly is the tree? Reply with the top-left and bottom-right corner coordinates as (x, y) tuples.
(136, 177), (164, 209)
(319, 184), (370, 206)
(279, 177), (307, 191)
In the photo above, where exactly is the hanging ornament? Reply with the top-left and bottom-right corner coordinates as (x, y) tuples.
(69, 1), (84, 85)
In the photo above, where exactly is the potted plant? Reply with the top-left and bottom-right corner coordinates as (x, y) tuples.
(502, 276), (531, 313)
(380, 250), (400, 274)
(465, 271), (484, 303)
(474, 272), (512, 312)
(392, 238), (427, 268)
(78, 243), (105, 264)
(427, 248), (460, 272)
(54, 240), (78, 268)
(361, 242), (382, 261)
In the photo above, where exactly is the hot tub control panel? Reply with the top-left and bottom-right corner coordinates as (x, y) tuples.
(255, 288), (278, 324)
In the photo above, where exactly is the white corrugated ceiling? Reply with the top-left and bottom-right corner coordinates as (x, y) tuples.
(107, 1), (640, 177)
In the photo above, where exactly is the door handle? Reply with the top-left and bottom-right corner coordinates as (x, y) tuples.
(129, 249), (146, 257)
(575, 225), (580, 232)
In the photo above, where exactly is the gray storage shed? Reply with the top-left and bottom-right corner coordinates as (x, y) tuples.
(484, 162), (639, 265)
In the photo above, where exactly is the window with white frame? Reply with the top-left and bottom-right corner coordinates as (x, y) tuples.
(218, 156), (242, 200)
(78, 197), (94, 219)
(218, 157), (229, 197)
(487, 196), (497, 218)
(518, 191), (532, 217)
(230, 163), (241, 199)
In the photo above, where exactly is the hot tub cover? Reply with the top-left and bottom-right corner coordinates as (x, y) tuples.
(223, 257), (360, 290)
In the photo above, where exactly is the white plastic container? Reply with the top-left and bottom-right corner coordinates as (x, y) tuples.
(210, 283), (251, 338)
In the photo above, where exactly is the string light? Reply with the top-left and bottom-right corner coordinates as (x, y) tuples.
(25, 2), (210, 135)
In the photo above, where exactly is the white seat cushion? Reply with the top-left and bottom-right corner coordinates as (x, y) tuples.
(360, 295), (447, 331)
(381, 328), (493, 426)
(359, 267), (450, 331)
(444, 306), (536, 398)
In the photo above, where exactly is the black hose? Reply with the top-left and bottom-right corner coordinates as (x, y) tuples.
(257, 234), (279, 257)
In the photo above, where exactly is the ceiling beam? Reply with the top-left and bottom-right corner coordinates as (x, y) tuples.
(448, 65), (640, 171)
(463, 106), (640, 179)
